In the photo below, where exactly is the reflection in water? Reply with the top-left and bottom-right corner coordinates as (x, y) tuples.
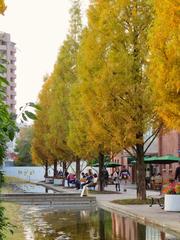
(15, 184), (56, 193)
(19, 206), (180, 240)
(99, 208), (105, 240)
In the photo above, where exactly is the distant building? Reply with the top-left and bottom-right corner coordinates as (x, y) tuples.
(159, 130), (180, 182)
(0, 32), (16, 113)
(113, 130), (180, 184)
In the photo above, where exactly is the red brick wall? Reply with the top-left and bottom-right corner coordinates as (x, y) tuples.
(159, 130), (180, 182)
(159, 130), (180, 156)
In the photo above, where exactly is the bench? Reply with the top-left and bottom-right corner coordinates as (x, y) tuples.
(45, 177), (54, 184)
(147, 194), (164, 209)
(87, 182), (97, 191)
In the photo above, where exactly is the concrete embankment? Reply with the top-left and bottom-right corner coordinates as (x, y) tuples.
(0, 193), (96, 207)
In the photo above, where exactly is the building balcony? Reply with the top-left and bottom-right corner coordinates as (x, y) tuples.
(9, 64), (16, 70)
(0, 45), (6, 51)
(11, 55), (16, 61)
(10, 91), (16, 96)
(7, 98), (16, 105)
(9, 73), (16, 78)
(10, 81), (16, 87)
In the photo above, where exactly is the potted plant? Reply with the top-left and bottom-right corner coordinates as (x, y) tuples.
(162, 181), (180, 211)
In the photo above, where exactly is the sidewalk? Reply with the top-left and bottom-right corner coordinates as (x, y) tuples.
(40, 182), (180, 236)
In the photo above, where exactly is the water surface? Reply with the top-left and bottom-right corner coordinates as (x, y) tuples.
(19, 207), (180, 240)
(14, 183), (56, 194)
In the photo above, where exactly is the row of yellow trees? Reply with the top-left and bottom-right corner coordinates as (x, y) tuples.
(32, 0), (180, 199)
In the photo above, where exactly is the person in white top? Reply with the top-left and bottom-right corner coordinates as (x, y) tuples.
(120, 166), (130, 192)
(113, 168), (121, 191)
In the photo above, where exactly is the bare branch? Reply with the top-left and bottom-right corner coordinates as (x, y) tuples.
(124, 148), (136, 159)
(144, 125), (163, 154)
(144, 126), (161, 145)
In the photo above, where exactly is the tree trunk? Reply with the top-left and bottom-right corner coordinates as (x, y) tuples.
(76, 157), (80, 181)
(44, 160), (48, 178)
(62, 161), (67, 185)
(98, 151), (104, 192)
(62, 161), (67, 176)
(53, 159), (58, 177)
(136, 143), (146, 200)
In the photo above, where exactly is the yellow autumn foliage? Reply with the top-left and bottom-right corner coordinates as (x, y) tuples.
(149, 0), (180, 131)
(0, 0), (6, 15)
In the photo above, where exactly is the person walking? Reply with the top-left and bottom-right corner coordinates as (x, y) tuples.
(102, 167), (109, 187)
(113, 168), (121, 191)
(120, 166), (130, 192)
(175, 162), (180, 182)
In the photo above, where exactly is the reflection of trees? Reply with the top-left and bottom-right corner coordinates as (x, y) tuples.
(30, 208), (113, 240)
(137, 223), (146, 240)
(17, 207), (171, 240)
(99, 208), (105, 240)
(40, 209), (100, 240)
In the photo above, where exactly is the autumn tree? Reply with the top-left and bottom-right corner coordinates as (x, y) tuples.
(75, 0), (159, 198)
(47, 0), (82, 178)
(14, 126), (33, 166)
(0, 0), (6, 15)
(149, 0), (180, 131)
(31, 76), (56, 177)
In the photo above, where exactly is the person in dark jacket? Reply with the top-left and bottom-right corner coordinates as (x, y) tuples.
(175, 162), (180, 182)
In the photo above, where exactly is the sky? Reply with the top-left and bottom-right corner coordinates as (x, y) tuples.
(0, 0), (89, 111)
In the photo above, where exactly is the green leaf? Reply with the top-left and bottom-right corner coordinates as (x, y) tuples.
(22, 113), (27, 121)
(25, 111), (37, 120)
(0, 64), (6, 73)
(0, 76), (9, 85)
(28, 102), (41, 110)
(7, 126), (15, 141)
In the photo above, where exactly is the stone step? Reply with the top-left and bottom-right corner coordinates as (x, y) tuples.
(0, 193), (96, 205)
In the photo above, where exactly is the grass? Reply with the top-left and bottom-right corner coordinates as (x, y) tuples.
(0, 176), (27, 239)
(112, 198), (151, 205)
(0, 202), (25, 240)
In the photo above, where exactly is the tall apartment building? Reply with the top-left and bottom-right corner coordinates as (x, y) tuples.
(0, 32), (16, 113)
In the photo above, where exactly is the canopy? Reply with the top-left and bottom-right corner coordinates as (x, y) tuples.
(92, 161), (121, 168)
(144, 155), (180, 164)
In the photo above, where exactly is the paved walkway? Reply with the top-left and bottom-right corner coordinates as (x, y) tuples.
(40, 182), (180, 236)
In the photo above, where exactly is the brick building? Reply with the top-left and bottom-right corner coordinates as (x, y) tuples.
(158, 130), (180, 182)
(112, 131), (180, 183)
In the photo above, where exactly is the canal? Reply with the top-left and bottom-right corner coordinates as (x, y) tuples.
(20, 206), (179, 240)
(3, 183), (180, 240)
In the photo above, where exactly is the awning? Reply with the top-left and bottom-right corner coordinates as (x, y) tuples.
(144, 155), (180, 164)
(92, 161), (122, 168)
(128, 155), (180, 164)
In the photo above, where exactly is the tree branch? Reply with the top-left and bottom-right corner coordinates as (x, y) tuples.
(144, 125), (163, 155)
(124, 148), (136, 159)
(144, 126), (161, 145)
